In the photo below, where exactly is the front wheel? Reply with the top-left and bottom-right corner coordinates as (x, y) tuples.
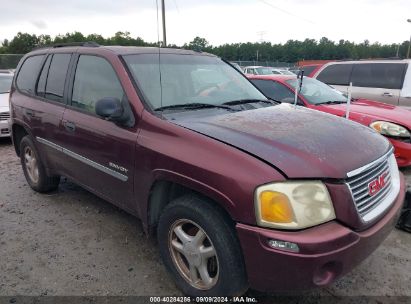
(157, 194), (248, 296)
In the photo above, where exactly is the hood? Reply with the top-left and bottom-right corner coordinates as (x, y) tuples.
(170, 104), (390, 179)
(0, 93), (10, 109)
(318, 99), (411, 129)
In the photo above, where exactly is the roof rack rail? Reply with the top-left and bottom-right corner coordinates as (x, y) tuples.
(52, 41), (100, 48)
(33, 41), (100, 51)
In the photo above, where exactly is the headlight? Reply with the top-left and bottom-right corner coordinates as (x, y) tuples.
(255, 181), (336, 229)
(370, 121), (410, 138)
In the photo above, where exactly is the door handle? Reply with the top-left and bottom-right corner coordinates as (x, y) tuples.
(64, 121), (76, 132)
(382, 92), (393, 97)
(25, 109), (34, 117)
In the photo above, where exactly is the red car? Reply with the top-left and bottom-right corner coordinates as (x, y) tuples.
(248, 75), (411, 167)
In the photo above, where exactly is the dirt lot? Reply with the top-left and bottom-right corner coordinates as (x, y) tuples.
(0, 137), (410, 300)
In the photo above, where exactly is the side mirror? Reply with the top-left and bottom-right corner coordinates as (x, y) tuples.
(95, 97), (124, 120)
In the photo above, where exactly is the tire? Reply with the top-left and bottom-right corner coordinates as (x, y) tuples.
(20, 135), (60, 193)
(157, 194), (248, 296)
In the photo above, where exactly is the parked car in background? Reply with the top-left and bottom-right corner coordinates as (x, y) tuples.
(243, 65), (272, 75)
(270, 68), (295, 75)
(290, 64), (324, 77)
(0, 72), (13, 137)
(312, 60), (411, 107)
(10, 44), (406, 296)
(249, 74), (411, 167)
(229, 62), (243, 72)
(244, 66), (293, 76)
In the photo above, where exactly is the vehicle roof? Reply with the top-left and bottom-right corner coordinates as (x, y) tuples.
(27, 45), (216, 57)
(244, 66), (264, 69)
(323, 59), (411, 65)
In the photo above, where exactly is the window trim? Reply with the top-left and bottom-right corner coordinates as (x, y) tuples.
(66, 53), (131, 120)
(35, 53), (74, 105)
(15, 54), (47, 97)
(15, 53), (75, 108)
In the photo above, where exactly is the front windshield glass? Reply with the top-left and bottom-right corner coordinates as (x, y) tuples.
(0, 75), (13, 94)
(123, 54), (266, 110)
(286, 77), (347, 105)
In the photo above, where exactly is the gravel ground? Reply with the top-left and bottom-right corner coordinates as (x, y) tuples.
(0, 137), (410, 301)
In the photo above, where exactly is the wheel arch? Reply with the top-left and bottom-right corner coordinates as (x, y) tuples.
(146, 170), (237, 236)
(11, 122), (31, 157)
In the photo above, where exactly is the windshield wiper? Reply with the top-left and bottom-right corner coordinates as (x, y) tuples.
(317, 100), (347, 105)
(221, 99), (277, 106)
(154, 102), (236, 112)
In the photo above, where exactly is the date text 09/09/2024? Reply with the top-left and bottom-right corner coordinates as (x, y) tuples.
(149, 296), (258, 303)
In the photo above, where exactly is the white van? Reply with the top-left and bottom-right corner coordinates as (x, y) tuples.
(312, 60), (411, 107)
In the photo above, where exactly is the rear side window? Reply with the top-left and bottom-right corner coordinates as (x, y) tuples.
(351, 63), (406, 89)
(37, 54), (71, 102)
(16, 55), (45, 94)
(251, 79), (294, 102)
(71, 55), (124, 114)
(316, 64), (353, 86)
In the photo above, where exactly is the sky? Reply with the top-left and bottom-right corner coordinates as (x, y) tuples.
(1, 0), (411, 46)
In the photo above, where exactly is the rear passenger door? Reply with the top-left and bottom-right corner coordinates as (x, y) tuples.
(350, 63), (406, 105)
(14, 53), (72, 173)
(61, 54), (137, 209)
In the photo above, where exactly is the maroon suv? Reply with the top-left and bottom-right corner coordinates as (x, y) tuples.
(10, 44), (406, 296)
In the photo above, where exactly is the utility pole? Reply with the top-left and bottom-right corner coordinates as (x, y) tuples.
(407, 19), (411, 58)
(162, 0), (167, 47)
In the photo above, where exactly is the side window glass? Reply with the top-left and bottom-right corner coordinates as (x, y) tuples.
(71, 55), (124, 114)
(317, 64), (353, 86)
(16, 55), (45, 94)
(351, 63), (406, 89)
(44, 54), (71, 102)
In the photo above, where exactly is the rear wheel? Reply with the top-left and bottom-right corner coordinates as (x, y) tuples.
(157, 194), (248, 296)
(20, 136), (60, 193)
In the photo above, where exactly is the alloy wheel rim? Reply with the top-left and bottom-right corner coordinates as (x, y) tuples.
(168, 219), (219, 290)
(24, 146), (39, 184)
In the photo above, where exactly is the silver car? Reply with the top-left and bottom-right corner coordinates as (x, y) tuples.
(312, 60), (411, 107)
(0, 73), (13, 137)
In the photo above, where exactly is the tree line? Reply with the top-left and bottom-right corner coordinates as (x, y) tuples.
(0, 31), (409, 63)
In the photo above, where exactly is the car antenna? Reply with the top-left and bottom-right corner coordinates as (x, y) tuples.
(345, 82), (353, 119)
(294, 70), (304, 108)
(155, 0), (164, 117)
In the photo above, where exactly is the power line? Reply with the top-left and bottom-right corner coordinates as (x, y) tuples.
(256, 0), (316, 25)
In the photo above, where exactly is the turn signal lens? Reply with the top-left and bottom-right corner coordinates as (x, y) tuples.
(255, 181), (335, 229)
(260, 191), (293, 223)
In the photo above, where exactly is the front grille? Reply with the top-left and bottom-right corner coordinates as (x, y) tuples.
(1, 128), (9, 134)
(346, 151), (396, 222)
(0, 112), (10, 121)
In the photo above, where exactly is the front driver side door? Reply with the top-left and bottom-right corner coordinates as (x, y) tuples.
(61, 54), (138, 210)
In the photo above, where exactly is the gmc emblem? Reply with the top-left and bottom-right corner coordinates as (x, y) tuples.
(368, 173), (387, 196)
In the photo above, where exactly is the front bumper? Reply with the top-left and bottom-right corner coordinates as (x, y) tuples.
(390, 138), (411, 167)
(236, 173), (405, 292)
(0, 119), (10, 137)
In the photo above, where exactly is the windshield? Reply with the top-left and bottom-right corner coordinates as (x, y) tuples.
(123, 54), (266, 110)
(286, 77), (347, 105)
(0, 75), (13, 94)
